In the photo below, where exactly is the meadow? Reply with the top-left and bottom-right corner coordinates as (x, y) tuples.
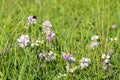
(0, 0), (120, 80)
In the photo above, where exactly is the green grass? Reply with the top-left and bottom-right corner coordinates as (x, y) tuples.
(0, 0), (120, 80)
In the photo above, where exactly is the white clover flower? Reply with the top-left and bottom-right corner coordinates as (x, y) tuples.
(91, 35), (99, 40)
(101, 53), (111, 70)
(104, 59), (110, 63)
(101, 54), (106, 59)
(48, 51), (53, 56)
(101, 54), (110, 59)
(17, 34), (30, 48)
(70, 57), (76, 62)
(106, 54), (110, 59)
(42, 20), (52, 27)
(80, 58), (90, 68)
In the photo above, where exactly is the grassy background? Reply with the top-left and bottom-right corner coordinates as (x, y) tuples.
(0, 0), (120, 80)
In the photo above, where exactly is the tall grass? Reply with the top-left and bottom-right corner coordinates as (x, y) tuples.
(0, 0), (120, 80)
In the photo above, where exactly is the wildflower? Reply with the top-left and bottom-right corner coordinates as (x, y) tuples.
(42, 20), (52, 27)
(62, 53), (71, 60)
(42, 27), (51, 34)
(102, 59), (111, 70)
(45, 31), (55, 41)
(80, 58), (90, 68)
(101, 53), (110, 59)
(89, 41), (99, 48)
(62, 52), (76, 62)
(39, 51), (56, 62)
(70, 57), (76, 62)
(27, 16), (37, 25)
(91, 35), (99, 40)
(39, 53), (45, 58)
(101, 54), (106, 59)
(17, 34), (30, 48)
(101, 53), (111, 70)
(111, 24), (117, 29)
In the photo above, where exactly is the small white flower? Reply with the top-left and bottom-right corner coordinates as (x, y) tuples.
(106, 54), (110, 59)
(80, 58), (90, 68)
(70, 57), (76, 62)
(104, 59), (110, 63)
(48, 51), (53, 56)
(101, 54), (106, 59)
(17, 34), (30, 48)
(91, 35), (99, 40)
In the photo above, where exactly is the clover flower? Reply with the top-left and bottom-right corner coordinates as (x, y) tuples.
(39, 53), (45, 58)
(80, 58), (90, 68)
(42, 20), (52, 27)
(91, 35), (99, 40)
(39, 51), (56, 62)
(62, 52), (76, 62)
(45, 31), (55, 41)
(101, 53), (111, 70)
(27, 16), (37, 25)
(17, 34), (30, 48)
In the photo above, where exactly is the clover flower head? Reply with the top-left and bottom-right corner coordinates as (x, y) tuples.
(91, 35), (99, 40)
(39, 53), (45, 58)
(80, 58), (90, 68)
(42, 20), (52, 27)
(101, 53), (111, 70)
(17, 34), (30, 48)
(45, 31), (55, 41)
(27, 16), (37, 25)
(62, 52), (76, 62)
